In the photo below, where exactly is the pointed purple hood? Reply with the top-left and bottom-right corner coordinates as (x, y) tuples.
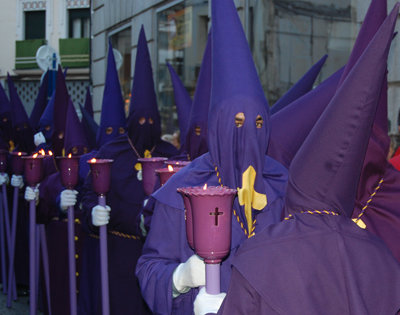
(79, 104), (99, 151)
(52, 66), (70, 156)
(0, 82), (13, 142)
(96, 40), (127, 147)
(183, 32), (212, 160)
(30, 70), (49, 131)
(84, 86), (94, 118)
(127, 26), (161, 156)
(285, 4), (398, 218)
(7, 73), (29, 128)
(167, 63), (192, 149)
(268, 0), (388, 170)
(270, 54), (328, 115)
(64, 100), (89, 155)
(38, 90), (55, 141)
(208, 0), (273, 233)
(7, 73), (35, 152)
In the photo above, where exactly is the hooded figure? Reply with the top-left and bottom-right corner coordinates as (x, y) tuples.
(126, 26), (178, 158)
(51, 66), (70, 156)
(96, 40), (126, 148)
(80, 26), (177, 315)
(167, 63), (192, 150)
(182, 32), (212, 161)
(219, 5), (400, 314)
(270, 54), (327, 115)
(30, 70), (50, 131)
(38, 90), (55, 144)
(351, 0), (400, 264)
(64, 101), (89, 156)
(78, 40), (127, 182)
(0, 82), (13, 149)
(7, 73), (35, 153)
(136, 0), (287, 313)
(79, 104), (98, 152)
(36, 100), (88, 315)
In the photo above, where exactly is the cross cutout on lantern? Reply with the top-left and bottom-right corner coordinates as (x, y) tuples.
(209, 207), (223, 226)
(30, 162), (34, 170)
(93, 169), (100, 179)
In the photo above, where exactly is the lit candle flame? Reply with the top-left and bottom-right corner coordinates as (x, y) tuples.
(17, 152), (22, 156)
(39, 149), (45, 156)
(32, 153), (38, 158)
(90, 158), (97, 163)
(203, 183), (207, 190)
(48, 151), (53, 156)
(168, 165), (173, 172)
(68, 153), (72, 158)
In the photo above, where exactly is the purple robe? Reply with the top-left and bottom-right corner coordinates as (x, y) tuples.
(219, 215), (400, 314)
(80, 134), (177, 315)
(136, 153), (287, 314)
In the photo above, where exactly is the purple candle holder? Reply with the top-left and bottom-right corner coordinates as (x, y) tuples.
(177, 187), (196, 250)
(23, 154), (44, 187)
(138, 157), (167, 195)
(21, 154), (44, 314)
(11, 152), (27, 175)
(57, 155), (80, 189)
(87, 158), (113, 195)
(155, 165), (181, 186)
(58, 154), (80, 315)
(0, 150), (8, 173)
(180, 185), (236, 294)
(87, 158), (113, 315)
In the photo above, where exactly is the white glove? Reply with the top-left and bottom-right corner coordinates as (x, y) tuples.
(11, 175), (24, 189)
(24, 185), (39, 204)
(60, 189), (78, 211)
(91, 205), (111, 226)
(194, 287), (226, 315)
(34, 132), (46, 147)
(172, 255), (205, 297)
(0, 173), (9, 185)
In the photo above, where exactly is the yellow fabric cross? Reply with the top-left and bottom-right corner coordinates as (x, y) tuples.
(237, 165), (267, 236)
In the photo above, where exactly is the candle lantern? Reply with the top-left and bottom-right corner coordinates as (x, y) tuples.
(178, 185), (236, 294)
(156, 165), (180, 186)
(177, 187), (196, 250)
(23, 154), (44, 187)
(163, 160), (190, 168)
(87, 158), (113, 315)
(11, 152), (27, 175)
(138, 157), (167, 195)
(57, 155), (80, 189)
(88, 159), (113, 196)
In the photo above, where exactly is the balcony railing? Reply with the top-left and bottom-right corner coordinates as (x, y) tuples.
(59, 38), (89, 68)
(15, 39), (46, 69)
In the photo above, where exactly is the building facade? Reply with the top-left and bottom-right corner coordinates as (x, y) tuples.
(93, 0), (400, 137)
(0, 0), (91, 114)
(3, 0), (398, 134)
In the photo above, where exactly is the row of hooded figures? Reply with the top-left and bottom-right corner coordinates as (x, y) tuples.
(0, 0), (399, 314)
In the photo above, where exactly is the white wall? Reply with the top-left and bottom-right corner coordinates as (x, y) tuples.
(0, 0), (17, 77)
